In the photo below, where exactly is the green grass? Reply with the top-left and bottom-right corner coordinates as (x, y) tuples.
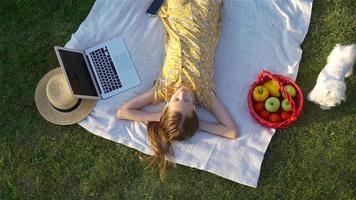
(0, 0), (355, 199)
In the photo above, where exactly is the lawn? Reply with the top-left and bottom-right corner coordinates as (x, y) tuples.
(0, 0), (355, 199)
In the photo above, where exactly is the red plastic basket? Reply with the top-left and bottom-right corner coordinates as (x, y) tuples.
(247, 70), (304, 129)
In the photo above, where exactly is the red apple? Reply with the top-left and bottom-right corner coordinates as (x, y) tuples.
(259, 110), (270, 121)
(269, 113), (282, 123)
(281, 111), (291, 121)
(254, 102), (265, 112)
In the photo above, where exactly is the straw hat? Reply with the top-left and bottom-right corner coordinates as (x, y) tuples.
(35, 67), (97, 125)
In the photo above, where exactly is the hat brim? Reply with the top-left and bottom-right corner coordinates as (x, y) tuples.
(35, 68), (97, 125)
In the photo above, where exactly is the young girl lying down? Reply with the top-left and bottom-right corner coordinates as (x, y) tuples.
(117, 0), (238, 180)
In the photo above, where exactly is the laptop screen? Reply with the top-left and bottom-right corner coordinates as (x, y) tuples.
(57, 49), (99, 97)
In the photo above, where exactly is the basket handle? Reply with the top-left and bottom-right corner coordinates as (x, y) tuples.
(257, 70), (297, 125)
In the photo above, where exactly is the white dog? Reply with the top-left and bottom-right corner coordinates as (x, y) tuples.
(307, 44), (356, 110)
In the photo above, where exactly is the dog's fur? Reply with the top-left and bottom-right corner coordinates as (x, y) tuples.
(307, 44), (356, 110)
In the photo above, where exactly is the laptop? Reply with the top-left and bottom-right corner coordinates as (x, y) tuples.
(54, 36), (141, 100)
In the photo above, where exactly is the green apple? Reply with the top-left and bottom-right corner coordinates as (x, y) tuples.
(282, 85), (296, 98)
(264, 97), (280, 113)
(281, 99), (292, 111)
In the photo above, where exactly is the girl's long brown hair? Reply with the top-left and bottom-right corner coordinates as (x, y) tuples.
(146, 106), (199, 181)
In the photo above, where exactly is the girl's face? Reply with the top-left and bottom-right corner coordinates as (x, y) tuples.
(164, 85), (195, 117)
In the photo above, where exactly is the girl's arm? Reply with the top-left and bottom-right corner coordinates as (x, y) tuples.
(199, 93), (239, 139)
(117, 88), (163, 124)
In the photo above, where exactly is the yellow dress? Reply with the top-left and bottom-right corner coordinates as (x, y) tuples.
(152, 0), (223, 112)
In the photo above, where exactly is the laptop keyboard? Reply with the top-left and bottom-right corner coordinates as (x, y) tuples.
(89, 46), (122, 94)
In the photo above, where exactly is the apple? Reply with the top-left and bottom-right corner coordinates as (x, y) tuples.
(281, 99), (292, 112)
(282, 85), (296, 98)
(269, 113), (282, 123)
(254, 102), (265, 112)
(263, 80), (281, 97)
(259, 110), (270, 120)
(264, 97), (280, 113)
(281, 111), (291, 121)
(253, 86), (269, 102)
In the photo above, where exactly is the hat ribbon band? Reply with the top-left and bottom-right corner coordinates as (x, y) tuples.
(50, 99), (82, 113)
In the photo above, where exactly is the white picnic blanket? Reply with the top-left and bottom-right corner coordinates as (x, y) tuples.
(66, 0), (313, 187)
